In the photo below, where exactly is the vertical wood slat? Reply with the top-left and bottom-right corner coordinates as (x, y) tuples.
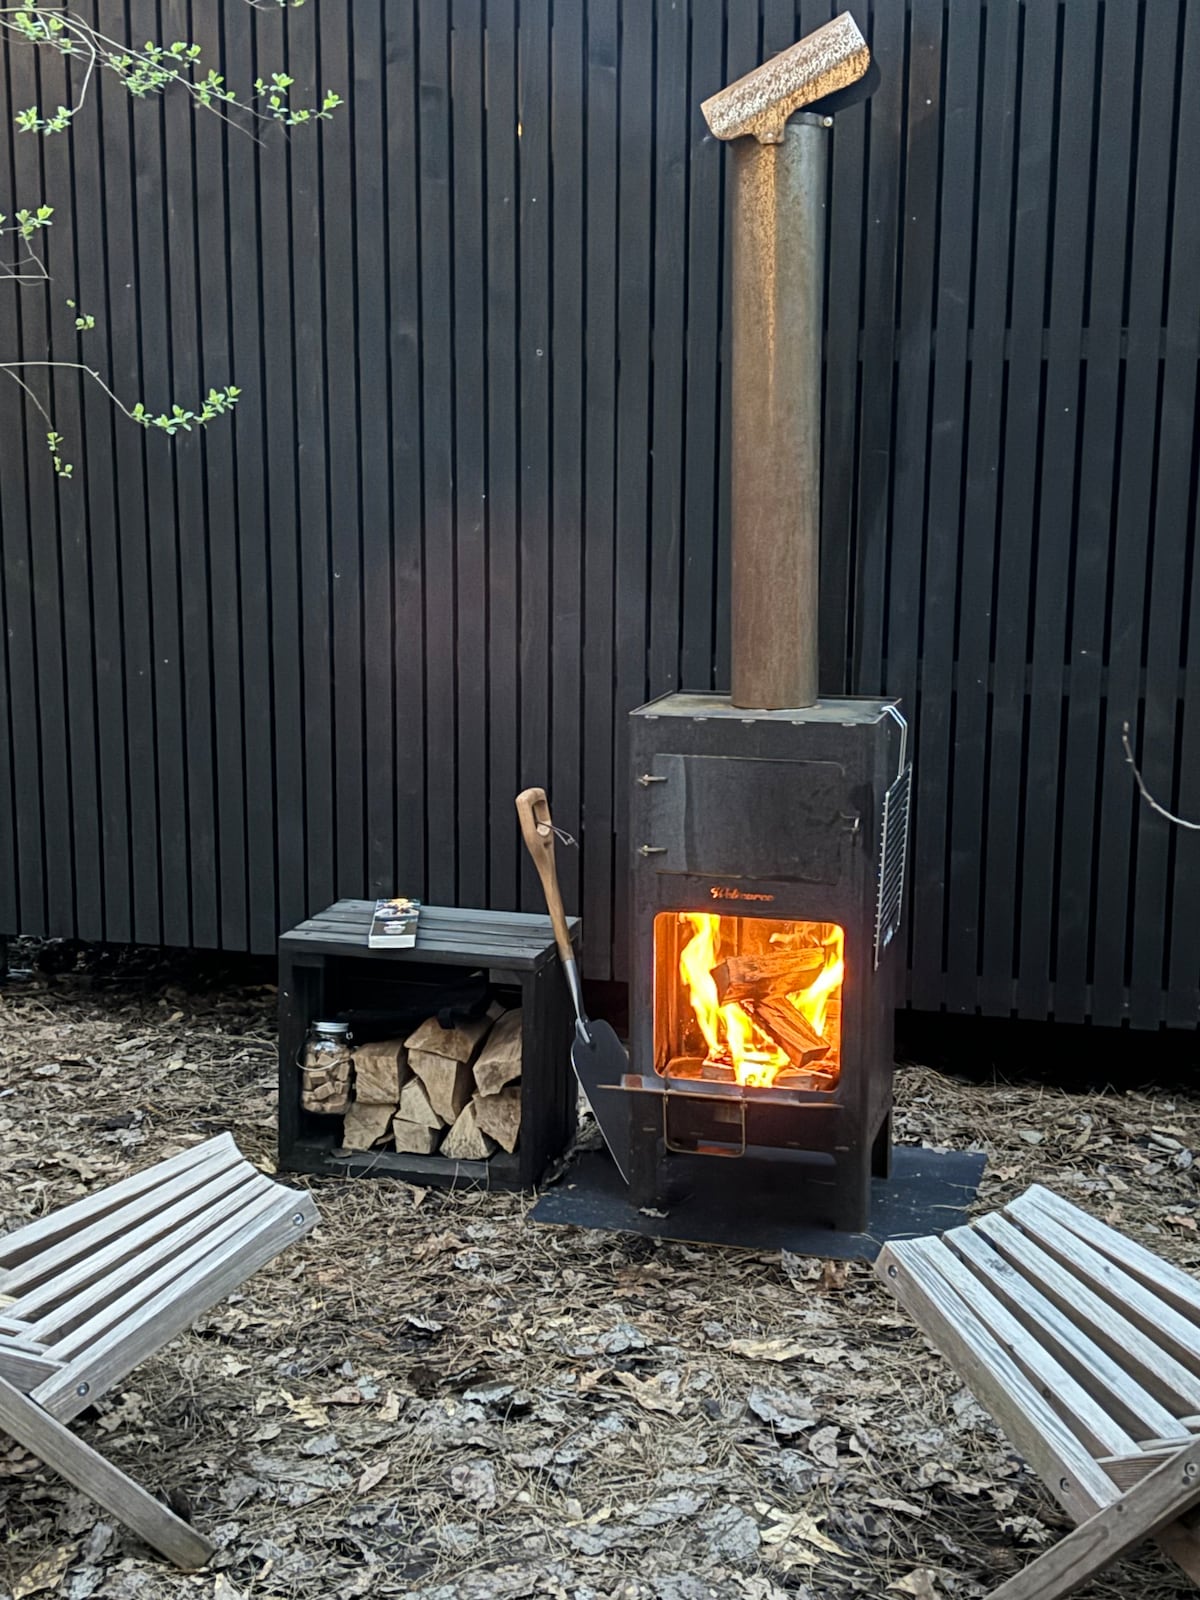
(1055, 0), (1141, 1023)
(386, 0), (428, 904)
(1090, 0), (1178, 1028)
(419, 0), (456, 908)
(517, 0), (552, 913)
(944, 0), (1020, 1015)
(484, 0), (519, 913)
(579, 0), (619, 973)
(11, 31), (72, 940)
(1017, 0), (1097, 1019)
(321, 5), (364, 906)
(355, 3), (394, 904)
(191, 1), (247, 952)
(0, 0), (1196, 1030)
(256, 2), (306, 940)
(980, 0), (1056, 1016)
(549, 0), (586, 918)
(452, 0), (489, 912)
(1161, 3), (1200, 1028)
(223, 0), (279, 954)
(165, 0), (218, 951)
(908, 0), (980, 1014)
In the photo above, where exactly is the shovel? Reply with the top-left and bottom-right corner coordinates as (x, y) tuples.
(516, 787), (632, 1182)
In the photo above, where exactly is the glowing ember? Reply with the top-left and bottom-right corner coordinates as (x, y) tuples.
(676, 913), (844, 1088)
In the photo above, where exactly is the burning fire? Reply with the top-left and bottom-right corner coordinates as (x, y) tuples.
(677, 914), (844, 1088)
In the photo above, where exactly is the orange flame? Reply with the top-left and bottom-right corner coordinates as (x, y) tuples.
(677, 914), (844, 1088)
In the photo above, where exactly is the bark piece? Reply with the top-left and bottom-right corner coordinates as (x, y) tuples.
(340, 1100), (396, 1151)
(404, 1011), (496, 1066)
(711, 950), (827, 1005)
(743, 997), (831, 1068)
(352, 1040), (409, 1104)
(398, 1075), (442, 1130)
(410, 1052), (474, 1125)
(441, 1101), (497, 1162)
(391, 1117), (441, 1156)
(473, 1086), (521, 1154)
(472, 1009), (523, 1096)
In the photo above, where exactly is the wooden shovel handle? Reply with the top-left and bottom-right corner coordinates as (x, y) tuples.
(515, 787), (575, 970)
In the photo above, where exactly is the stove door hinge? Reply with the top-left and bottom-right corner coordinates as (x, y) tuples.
(840, 812), (861, 839)
(636, 772), (668, 787)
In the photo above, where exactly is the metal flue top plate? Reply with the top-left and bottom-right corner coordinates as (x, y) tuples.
(631, 692), (900, 725)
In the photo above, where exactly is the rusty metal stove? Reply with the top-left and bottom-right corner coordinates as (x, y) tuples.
(610, 15), (911, 1231)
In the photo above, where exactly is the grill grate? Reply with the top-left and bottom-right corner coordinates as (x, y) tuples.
(874, 764), (912, 968)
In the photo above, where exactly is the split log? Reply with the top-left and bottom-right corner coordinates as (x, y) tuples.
(404, 1006), (499, 1066)
(341, 1100), (396, 1151)
(440, 1101), (497, 1161)
(712, 949), (827, 1005)
(391, 1116), (442, 1156)
(473, 1086), (521, 1153)
(352, 1039), (409, 1104)
(743, 996), (831, 1068)
(473, 1009), (522, 1096)
(398, 1075), (443, 1130)
(410, 1052), (474, 1125)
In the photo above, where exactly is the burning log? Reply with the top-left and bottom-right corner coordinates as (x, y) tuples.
(743, 996), (831, 1068)
(711, 949), (827, 1005)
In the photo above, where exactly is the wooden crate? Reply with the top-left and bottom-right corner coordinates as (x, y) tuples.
(278, 902), (579, 1189)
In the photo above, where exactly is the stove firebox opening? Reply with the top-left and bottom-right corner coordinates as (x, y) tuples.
(654, 912), (844, 1090)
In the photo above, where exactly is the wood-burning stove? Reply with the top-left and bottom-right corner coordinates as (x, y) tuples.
(599, 18), (912, 1231)
(620, 693), (910, 1230)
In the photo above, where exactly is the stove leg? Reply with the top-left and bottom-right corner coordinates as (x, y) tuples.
(871, 1111), (893, 1180)
(626, 1097), (668, 1210)
(831, 1150), (872, 1233)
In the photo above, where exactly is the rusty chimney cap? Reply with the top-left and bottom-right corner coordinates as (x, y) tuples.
(701, 12), (870, 145)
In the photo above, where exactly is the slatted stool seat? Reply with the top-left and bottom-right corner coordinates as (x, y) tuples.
(876, 1183), (1200, 1598)
(0, 1133), (319, 1568)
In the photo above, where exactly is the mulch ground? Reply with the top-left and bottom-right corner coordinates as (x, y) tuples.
(1, 946), (1198, 1600)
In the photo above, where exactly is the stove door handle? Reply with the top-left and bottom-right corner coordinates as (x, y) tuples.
(638, 844), (668, 857)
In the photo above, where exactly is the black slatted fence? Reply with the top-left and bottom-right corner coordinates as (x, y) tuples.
(0, 0), (1197, 1026)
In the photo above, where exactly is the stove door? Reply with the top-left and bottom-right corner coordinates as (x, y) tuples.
(636, 755), (852, 884)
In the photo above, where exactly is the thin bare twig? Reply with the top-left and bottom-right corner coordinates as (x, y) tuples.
(1121, 720), (1200, 831)
(0, 359), (137, 421)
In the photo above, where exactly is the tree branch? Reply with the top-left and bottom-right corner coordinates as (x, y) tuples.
(1121, 721), (1200, 831)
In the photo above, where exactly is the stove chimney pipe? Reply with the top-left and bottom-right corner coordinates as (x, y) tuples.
(702, 14), (870, 712)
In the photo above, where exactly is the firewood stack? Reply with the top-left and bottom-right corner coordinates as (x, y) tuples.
(323, 1004), (524, 1161)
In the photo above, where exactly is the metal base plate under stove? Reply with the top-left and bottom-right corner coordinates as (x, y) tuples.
(615, 691), (911, 1233)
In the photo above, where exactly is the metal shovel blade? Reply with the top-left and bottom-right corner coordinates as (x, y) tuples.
(571, 1017), (633, 1184)
(516, 785), (633, 1186)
